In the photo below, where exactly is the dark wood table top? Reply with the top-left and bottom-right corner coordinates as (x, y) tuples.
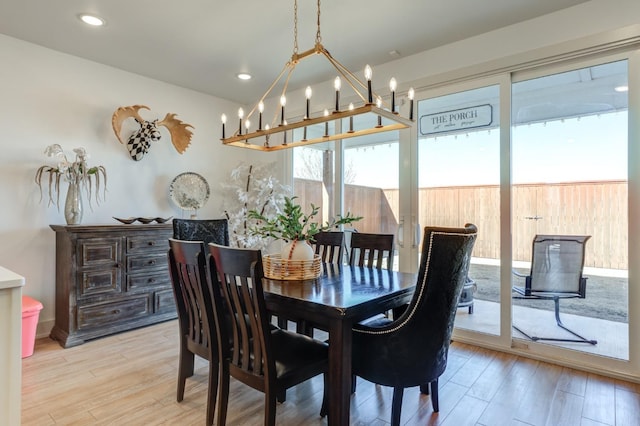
(263, 263), (417, 324)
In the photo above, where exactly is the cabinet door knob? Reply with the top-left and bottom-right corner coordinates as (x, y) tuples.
(148, 241), (155, 246)
(148, 260), (156, 265)
(148, 278), (156, 283)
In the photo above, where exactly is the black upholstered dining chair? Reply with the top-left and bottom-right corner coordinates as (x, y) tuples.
(351, 224), (477, 426)
(207, 243), (329, 426)
(172, 218), (229, 246)
(167, 238), (218, 425)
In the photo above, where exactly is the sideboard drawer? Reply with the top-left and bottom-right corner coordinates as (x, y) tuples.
(127, 235), (169, 253)
(127, 253), (167, 273)
(78, 267), (122, 298)
(77, 295), (151, 330)
(78, 238), (122, 268)
(128, 270), (171, 291)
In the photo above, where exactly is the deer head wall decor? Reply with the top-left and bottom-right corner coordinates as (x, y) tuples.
(111, 105), (194, 161)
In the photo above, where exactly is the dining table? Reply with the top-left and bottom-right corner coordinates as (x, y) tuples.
(263, 263), (417, 426)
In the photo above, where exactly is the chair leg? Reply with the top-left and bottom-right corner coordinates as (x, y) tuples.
(320, 372), (329, 417)
(265, 391), (277, 426)
(177, 347), (194, 402)
(351, 374), (357, 394)
(419, 382), (430, 395)
(216, 364), (229, 426)
(391, 387), (404, 426)
(552, 298), (598, 345)
(513, 297), (597, 345)
(206, 359), (218, 426)
(431, 379), (439, 412)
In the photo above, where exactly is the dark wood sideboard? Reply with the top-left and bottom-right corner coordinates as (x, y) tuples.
(50, 224), (177, 348)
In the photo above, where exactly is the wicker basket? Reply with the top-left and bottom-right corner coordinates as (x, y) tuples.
(263, 254), (321, 280)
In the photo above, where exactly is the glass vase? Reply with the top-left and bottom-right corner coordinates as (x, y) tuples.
(64, 178), (83, 225)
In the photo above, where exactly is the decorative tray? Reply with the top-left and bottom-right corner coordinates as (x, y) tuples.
(263, 254), (321, 280)
(113, 217), (172, 224)
(169, 172), (210, 210)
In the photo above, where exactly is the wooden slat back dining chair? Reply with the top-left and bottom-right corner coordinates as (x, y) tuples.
(351, 224), (477, 426)
(313, 231), (345, 264)
(207, 244), (329, 426)
(167, 238), (218, 426)
(349, 232), (395, 270)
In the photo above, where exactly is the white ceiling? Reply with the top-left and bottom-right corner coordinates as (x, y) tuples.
(0, 0), (591, 104)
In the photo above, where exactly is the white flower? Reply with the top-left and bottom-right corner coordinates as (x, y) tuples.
(45, 144), (64, 157)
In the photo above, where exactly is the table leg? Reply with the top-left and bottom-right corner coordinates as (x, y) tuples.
(327, 318), (352, 426)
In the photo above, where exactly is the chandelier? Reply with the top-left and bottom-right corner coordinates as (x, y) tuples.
(220, 0), (414, 152)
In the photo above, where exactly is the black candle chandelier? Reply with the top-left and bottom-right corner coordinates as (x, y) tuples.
(220, 0), (414, 152)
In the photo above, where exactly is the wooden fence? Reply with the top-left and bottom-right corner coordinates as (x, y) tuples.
(294, 179), (628, 270)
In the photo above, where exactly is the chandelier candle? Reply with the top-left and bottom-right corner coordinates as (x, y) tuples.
(258, 101), (264, 130)
(238, 108), (244, 135)
(334, 76), (341, 112)
(348, 103), (354, 133)
(305, 86), (312, 119)
(376, 97), (383, 127)
(221, 114), (227, 138)
(280, 95), (286, 126)
(390, 78), (397, 113)
(408, 87), (415, 120)
(365, 65), (373, 104)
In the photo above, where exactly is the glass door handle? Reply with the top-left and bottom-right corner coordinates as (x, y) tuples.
(413, 218), (420, 248)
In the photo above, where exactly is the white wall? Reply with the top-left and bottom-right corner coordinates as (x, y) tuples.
(0, 33), (273, 335)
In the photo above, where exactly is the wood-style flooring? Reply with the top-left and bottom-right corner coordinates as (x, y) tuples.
(22, 320), (640, 425)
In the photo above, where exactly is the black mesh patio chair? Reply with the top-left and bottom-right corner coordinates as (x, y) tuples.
(512, 234), (597, 345)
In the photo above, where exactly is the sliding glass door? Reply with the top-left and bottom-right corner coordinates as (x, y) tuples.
(417, 84), (502, 336)
(511, 59), (629, 360)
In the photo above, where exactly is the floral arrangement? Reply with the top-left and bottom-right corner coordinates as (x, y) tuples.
(35, 144), (107, 207)
(248, 196), (362, 243)
(220, 162), (289, 250)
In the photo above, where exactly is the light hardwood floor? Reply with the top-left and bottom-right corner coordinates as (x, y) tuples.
(22, 320), (640, 425)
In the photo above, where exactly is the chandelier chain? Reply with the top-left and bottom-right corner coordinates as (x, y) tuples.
(316, 0), (322, 44)
(293, 0), (299, 55)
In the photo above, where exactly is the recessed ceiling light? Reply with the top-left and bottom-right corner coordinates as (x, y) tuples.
(614, 85), (628, 92)
(237, 73), (252, 81)
(78, 14), (105, 27)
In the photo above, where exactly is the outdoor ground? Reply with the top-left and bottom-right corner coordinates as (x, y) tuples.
(469, 263), (628, 323)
